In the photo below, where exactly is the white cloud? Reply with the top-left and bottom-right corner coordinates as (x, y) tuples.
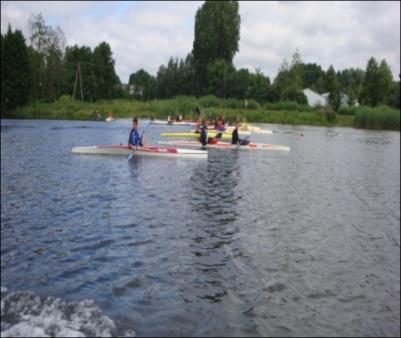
(235, 1), (400, 79)
(1, 1), (400, 83)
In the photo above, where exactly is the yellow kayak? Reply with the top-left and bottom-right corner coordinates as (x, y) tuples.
(161, 131), (237, 140)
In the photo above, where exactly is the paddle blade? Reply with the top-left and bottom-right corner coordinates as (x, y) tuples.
(128, 153), (134, 160)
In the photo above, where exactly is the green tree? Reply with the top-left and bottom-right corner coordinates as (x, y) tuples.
(289, 48), (303, 91)
(1, 25), (32, 112)
(63, 45), (97, 101)
(92, 41), (120, 100)
(377, 59), (393, 105)
(361, 57), (380, 106)
(273, 49), (304, 101)
(192, 0), (240, 94)
(233, 68), (250, 99)
(154, 55), (194, 99)
(28, 14), (65, 102)
(303, 63), (325, 91)
(206, 58), (235, 98)
(155, 57), (180, 98)
(273, 58), (291, 99)
(129, 68), (156, 100)
(326, 65), (340, 110)
(337, 68), (365, 104)
(361, 57), (393, 106)
(388, 75), (400, 108)
(248, 69), (271, 102)
(173, 54), (195, 97)
(315, 76), (327, 94)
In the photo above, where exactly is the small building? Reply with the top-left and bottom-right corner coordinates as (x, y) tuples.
(339, 92), (359, 108)
(303, 88), (360, 108)
(302, 88), (329, 107)
(120, 84), (143, 96)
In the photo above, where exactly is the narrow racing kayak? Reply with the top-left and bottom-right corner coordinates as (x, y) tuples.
(159, 140), (290, 152)
(206, 126), (272, 134)
(190, 129), (251, 135)
(242, 126), (272, 134)
(72, 144), (208, 158)
(105, 117), (114, 122)
(161, 131), (249, 140)
(150, 119), (196, 126)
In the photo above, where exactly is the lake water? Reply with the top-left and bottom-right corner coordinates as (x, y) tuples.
(1, 118), (400, 337)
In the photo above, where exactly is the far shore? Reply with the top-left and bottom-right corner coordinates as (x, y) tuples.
(2, 97), (399, 131)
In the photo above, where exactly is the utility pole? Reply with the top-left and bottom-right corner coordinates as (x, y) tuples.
(72, 62), (84, 101)
(223, 63), (227, 101)
(79, 63), (84, 101)
(73, 62), (79, 100)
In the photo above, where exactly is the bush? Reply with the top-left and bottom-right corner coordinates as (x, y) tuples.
(246, 99), (260, 109)
(225, 98), (242, 109)
(354, 105), (400, 130)
(263, 101), (313, 112)
(338, 106), (357, 115)
(58, 95), (73, 102)
(322, 107), (337, 122)
(199, 95), (222, 108)
(295, 92), (308, 105)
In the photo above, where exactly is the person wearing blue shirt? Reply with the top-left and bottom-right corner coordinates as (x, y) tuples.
(128, 117), (144, 149)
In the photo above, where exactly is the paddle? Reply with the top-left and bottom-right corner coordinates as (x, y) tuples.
(128, 121), (152, 160)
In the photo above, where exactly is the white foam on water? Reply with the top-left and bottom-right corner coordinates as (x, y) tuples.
(1, 286), (135, 337)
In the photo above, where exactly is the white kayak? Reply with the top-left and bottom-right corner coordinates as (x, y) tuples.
(190, 129), (252, 135)
(150, 119), (196, 126)
(72, 144), (207, 158)
(158, 140), (290, 152)
(207, 126), (272, 134)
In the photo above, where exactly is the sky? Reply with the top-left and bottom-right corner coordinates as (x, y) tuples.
(1, 1), (400, 83)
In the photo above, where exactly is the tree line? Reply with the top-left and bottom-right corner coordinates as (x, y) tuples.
(2, 1), (400, 114)
(1, 14), (121, 113)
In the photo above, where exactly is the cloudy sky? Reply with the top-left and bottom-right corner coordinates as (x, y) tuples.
(1, 1), (400, 83)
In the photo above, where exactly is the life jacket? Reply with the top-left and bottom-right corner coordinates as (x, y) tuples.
(128, 128), (141, 146)
(231, 128), (239, 145)
(200, 125), (208, 146)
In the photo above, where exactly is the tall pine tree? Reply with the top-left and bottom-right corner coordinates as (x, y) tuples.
(1, 25), (32, 112)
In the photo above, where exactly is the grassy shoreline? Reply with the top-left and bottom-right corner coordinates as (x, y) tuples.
(2, 96), (399, 131)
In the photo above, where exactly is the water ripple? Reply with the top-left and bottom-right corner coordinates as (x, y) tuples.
(1, 120), (400, 337)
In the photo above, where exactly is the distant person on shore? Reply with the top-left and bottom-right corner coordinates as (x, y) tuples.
(106, 111), (113, 121)
(167, 115), (173, 125)
(128, 117), (144, 149)
(92, 109), (102, 120)
(173, 113), (183, 122)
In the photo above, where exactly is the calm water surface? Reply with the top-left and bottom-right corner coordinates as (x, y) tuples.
(1, 119), (400, 336)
